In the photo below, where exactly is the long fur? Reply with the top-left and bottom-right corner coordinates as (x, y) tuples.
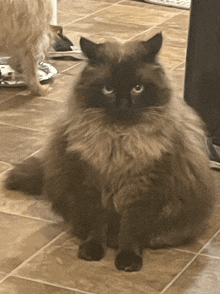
(0, 0), (52, 95)
(44, 95), (214, 244)
(5, 35), (215, 271)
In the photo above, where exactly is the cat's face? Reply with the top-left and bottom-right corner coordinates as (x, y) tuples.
(75, 33), (171, 124)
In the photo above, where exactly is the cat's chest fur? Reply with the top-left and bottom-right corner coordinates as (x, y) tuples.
(66, 109), (173, 211)
(67, 112), (170, 172)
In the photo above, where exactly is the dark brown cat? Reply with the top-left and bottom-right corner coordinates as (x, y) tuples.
(5, 33), (215, 272)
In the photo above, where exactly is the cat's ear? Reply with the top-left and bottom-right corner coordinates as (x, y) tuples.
(80, 37), (100, 61)
(142, 33), (163, 56)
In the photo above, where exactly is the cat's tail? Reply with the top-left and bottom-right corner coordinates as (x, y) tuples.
(5, 157), (44, 195)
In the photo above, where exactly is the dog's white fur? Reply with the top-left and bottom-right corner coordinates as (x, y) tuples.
(0, 0), (53, 95)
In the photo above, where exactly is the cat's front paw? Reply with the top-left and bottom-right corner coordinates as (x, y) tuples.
(78, 241), (105, 261)
(115, 250), (143, 272)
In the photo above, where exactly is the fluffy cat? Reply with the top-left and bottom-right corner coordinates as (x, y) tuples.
(5, 33), (215, 272)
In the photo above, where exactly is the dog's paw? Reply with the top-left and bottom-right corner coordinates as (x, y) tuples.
(115, 250), (143, 272)
(78, 241), (105, 261)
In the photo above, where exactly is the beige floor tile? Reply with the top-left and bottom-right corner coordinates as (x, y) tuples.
(159, 46), (186, 69)
(13, 232), (196, 294)
(0, 98), (62, 132)
(58, 12), (86, 27)
(41, 73), (76, 102)
(0, 272), (7, 281)
(0, 212), (64, 273)
(0, 88), (25, 103)
(0, 124), (45, 164)
(120, 0), (181, 14)
(0, 91), (35, 111)
(0, 276), (86, 294)
(169, 66), (185, 99)
(61, 1), (182, 43)
(93, 3), (180, 27)
(92, 0), (122, 3)
(63, 18), (150, 44)
(173, 61), (185, 70)
(61, 61), (86, 77)
(0, 175), (63, 223)
(164, 255), (220, 293)
(201, 231), (220, 259)
(58, 0), (112, 17)
(159, 28), (188, 48)
(170, 63), (186, 99)
(181, 9), (190, 15)
(157, 12), (190, 31)
(131, 27), (188, 48)
(46, 59), (80, 75)
(0, 162), (11, 174)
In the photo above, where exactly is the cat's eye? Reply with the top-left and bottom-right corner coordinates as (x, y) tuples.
(102, 85), (114, 95)
(132, 85), (144, 94)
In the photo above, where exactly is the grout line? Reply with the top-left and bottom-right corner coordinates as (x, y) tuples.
(38, 96), (64, 103)
(0, 148), (62, 225)
(141, 2), (189, 11)
(173, 247), (197, 255)
(160, 228), (220, 293)
(0, 209), (62, 224)
(0, 161), (12, 171)
(0, 141), (42, 170)
(9, 275), (95, 294)
(126, 26), (158, 42)
(0, 229), (95, 294)
(112, 1), (185, 11)
(0, 168), (13, 179)
(170, 61), (186, 71)
(61, 0), (125, 27)
(0, 231), (67, 284)
(198, 252), (220, 260)
(172, 246), (220, 260)
(0, 160), (11, 165)
(126, 9), (184, 42)
(0, 276), (6, 284)
(60, 61), (82, 73)
(24, 148), (42, 159)
(0, 91), (25, 105)
(0, 121), (47, 133)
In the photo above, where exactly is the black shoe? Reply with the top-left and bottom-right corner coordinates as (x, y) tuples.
(206, 137), (220, 170)
(53, 32), (74, 52)
(50, 32), (83, 60)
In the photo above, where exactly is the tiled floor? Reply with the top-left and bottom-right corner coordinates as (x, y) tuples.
(0, 1), (220, 293)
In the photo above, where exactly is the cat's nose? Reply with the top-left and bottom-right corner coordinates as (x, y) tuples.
(116, 98), (137, 121)
(118, 98), (131, 111)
